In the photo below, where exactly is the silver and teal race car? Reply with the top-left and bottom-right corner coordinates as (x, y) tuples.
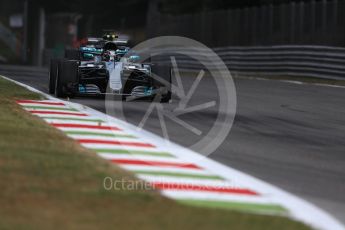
(49, 33), (172, 102)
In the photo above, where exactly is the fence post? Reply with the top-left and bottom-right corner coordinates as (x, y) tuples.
(37, 7), (45, 66)
(322, 0), (327, 30)
(298, 1), (304, 44)
(268, 4), (273, 45)
(227, 9), (233, 46)
(311, 0), (316, 43)
(146, 0), (160, 38)
(261, 5), (265, 45)
(243, 7), (250, 45)
(22, 0), (28, 63)
(201, 11), (206, 45)
(234, 8), (240, 45)
(251, 7), (257, 45)
(330, 0), (338, 45)
(280, 4), (286, 44)
(333, 0), (338, 26)
(290, 2), (296, 44)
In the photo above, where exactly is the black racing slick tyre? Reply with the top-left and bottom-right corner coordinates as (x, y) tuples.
(55, 60), (78, 98)
(64, 49), (80, 60)
(49, 59), (59, 94)
(160, 71), (172, 103)
(151, 64), (172, 103)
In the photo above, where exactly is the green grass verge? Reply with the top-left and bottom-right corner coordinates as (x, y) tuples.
(0, 76), (310, 230)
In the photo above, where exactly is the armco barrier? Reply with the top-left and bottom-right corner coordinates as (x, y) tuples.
(5, 45), (345, 80)
(156, 45), (345, 80)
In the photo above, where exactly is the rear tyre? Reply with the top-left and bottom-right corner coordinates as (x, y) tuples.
(55, 60), (78, 98)
(64, 49), (80, 60)
(49, 59), (59, 94)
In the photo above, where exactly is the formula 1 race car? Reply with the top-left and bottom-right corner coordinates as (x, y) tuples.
(48, 33), (172, 102)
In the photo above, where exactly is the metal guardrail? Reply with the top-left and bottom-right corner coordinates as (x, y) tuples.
(0, 64), (48, 77)
(159, 45), (345, 80)
(41, 45), (345, 80)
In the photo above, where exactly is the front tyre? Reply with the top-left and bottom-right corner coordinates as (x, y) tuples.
(151, 65), (172, 103)
(160, 70), (172, 103)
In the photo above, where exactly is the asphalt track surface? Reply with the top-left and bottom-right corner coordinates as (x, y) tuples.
(1, 65), (345, 225)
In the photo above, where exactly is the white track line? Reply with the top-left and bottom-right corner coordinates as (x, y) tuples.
(162, 190), (276, 204)
(137, 175), (232, 187)
(98, 154), (190, 164)
(46, 119), (106, 125)
(79, 143), (156, 151)
(120, 165), (213, 175)
(67, 134), (135, 140)
(52, 127), (124, 134)
(19, 103), (70, 109)
(71, 136), (140, 142)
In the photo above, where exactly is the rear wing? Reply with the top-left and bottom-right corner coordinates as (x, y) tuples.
(87, 37), (128, 45)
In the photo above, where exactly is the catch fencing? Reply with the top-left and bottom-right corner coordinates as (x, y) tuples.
(147, 0), (345, 47)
